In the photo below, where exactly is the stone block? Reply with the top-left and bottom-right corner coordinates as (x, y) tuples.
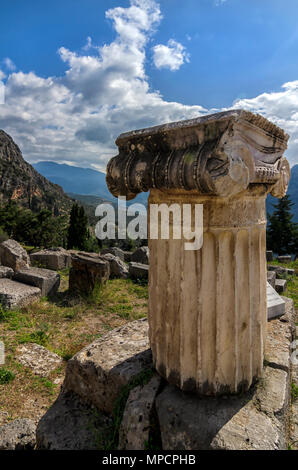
(129, 262), (149, 280)
(36, 391), (113, 450)
(131, 246), (149, 265)
(0, 239), (30, 271)
(277, 255), (292, 264)
(268, 265), (293, 278)
(267, 270), (276, 288)
(30, 248), (71, 270)
(266, 250), (273, 262)
(254, 367), (289, 418)
(123, 251), (132, 262)
(267, 282), (285, 320)
(0, 419), (36, 450)
(275, 278), (287, 294)
(118, 373), (161, 450)
(63, 319), (151, 414)
(101, 247), (125, 261)
(16, 343), (63, 377)
(69, 253), (110, 294)
(0, 279), (41, 309)
(0, 266), (13, 279)
(101, 253), (129, 279)
(13, 267), (60, 296)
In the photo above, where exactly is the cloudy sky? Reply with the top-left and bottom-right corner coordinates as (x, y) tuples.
(1, 0), (298, 171)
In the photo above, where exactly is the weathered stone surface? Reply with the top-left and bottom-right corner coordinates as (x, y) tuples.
(129, 262), (149, 280)
(13, 267), (60, 297)
(36, 391), (113, 450)
(0, 279), (41, 309)
(123, 250), (132, 262)
(275, 278), (287, 293)
(30, 248), (71, 270)
(63, 319), (151, 414)
(131, 246), (149, 265)
(267, 270), (276, 289)
(267, 282), (285, 320)
(265, 298), (295, 372)
(101, 247), (125, 261)
(16, 343), (63, 377)
(69, 253), (110, 294)
(266, 250), (273, 262)
(118, 373), (161, 450)
(0, 266), (13, 279)
(156, 385), (284, 450)
(268, 265), (294, 277)
(277, 255), (292, 264)
(0, 418), (36, 450)
(254, 367), (289, 418)
(101, 253), (128, 279)
(0, 239), (30, 271)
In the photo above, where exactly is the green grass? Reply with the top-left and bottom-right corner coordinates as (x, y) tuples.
(291, 383), (298, 401)
(267, 259), (298, 310)
(0, 367), (15, 384)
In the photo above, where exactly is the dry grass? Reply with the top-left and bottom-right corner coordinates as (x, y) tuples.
(0, 270), (148, 425)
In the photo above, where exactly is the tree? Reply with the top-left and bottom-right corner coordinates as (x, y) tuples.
(67, 203), (89, 250)
(267, 195), (298, 255)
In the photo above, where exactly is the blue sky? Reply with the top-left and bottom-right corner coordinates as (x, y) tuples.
(0, 0), (298, 170)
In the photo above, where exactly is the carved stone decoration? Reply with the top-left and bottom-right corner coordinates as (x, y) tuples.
(106, 110), (290, 199)
(106, 110), (290, 396)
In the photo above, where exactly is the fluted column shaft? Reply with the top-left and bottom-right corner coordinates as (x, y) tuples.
(148, 186), (267, 395)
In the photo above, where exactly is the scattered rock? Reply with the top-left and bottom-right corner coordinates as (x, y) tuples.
(118, 373), (161, 450)
(36, 391), (113, 450)
(0, 418), (36, 450)
(101, 253), (129, 279)
(266, 250), (273, 262)
(275, 278), (287, 294)
(129, 262), (149, 280)
(13, 267), (60, 297)
(267, 282), (285, 320)
(63, 319), (151, 414)
(0, 279), (41, 309)
(277, 255), (292, 264)
(69, 253), (110, 294)
(0, 239), (30, 271)
(0, 266), (13, 279)
(267, 270), (276, 289)
(16, 343), (63, 377)
(101, 247), (125, 261)
(123, 251), (132, 262)
(30, 248), (71, 270)
(131, 246), (149, 265)
(268, 265), (294, 277)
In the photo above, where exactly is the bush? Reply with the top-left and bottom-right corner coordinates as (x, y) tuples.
(0, 367), (15, 384)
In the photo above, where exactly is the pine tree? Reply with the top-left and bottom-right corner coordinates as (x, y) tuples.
(267, 195), (298, 255)
(67, 203), (89, 250)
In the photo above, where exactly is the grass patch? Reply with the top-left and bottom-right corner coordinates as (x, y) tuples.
(291, 383), (298, 401)
(0, 367), (15, 384)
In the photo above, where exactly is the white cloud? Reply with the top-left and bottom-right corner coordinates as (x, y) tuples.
(3, 57), (16, 71)
(0, 0), (297, 173)
(152, 39), (190, 71)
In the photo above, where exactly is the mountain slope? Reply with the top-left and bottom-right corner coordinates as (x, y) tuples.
(267, 164), (298, 222)
(0, 131), (72, 214)
(33, 161), (149, 206)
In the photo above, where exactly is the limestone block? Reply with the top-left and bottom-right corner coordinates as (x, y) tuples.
(13, 267), (60, 296)
(0, 266), (13, 279)
(16, 343), (63, 377)
(118, 373), (161, 450)
(131, 246), (149, 265)
(36, 391), (113, 450)
(267, 271), (276, 289)
(0, 279), (41, 309)
(129, 262), (149, 280)
(266, 251), (273, 262)
(101, 253), (129, 279)
(30, 248), (71, 270)
(0, 239), (30, 271)
(267, 282), (285, 320)
(0, 419), (36, 450)
(101, 247), (125, 261)
(69, 253), (110, 294)
(277, 255), (292, 264)
(63, 319), (152, 413)
(275, 278), (287, 294)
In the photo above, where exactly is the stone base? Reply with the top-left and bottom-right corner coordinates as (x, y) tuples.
(0, 279), (41, 309)
(13, 267), (60, 297)
(37, 298), (296, 450)
(30, 248), (71, 270)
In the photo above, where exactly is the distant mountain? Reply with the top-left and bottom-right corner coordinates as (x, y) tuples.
(33, 161), (149, 206)
(0, 131), (72, 214)
(267, 164), (298, 222)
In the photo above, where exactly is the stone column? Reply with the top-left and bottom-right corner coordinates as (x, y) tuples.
(106, 110), (290, 395)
